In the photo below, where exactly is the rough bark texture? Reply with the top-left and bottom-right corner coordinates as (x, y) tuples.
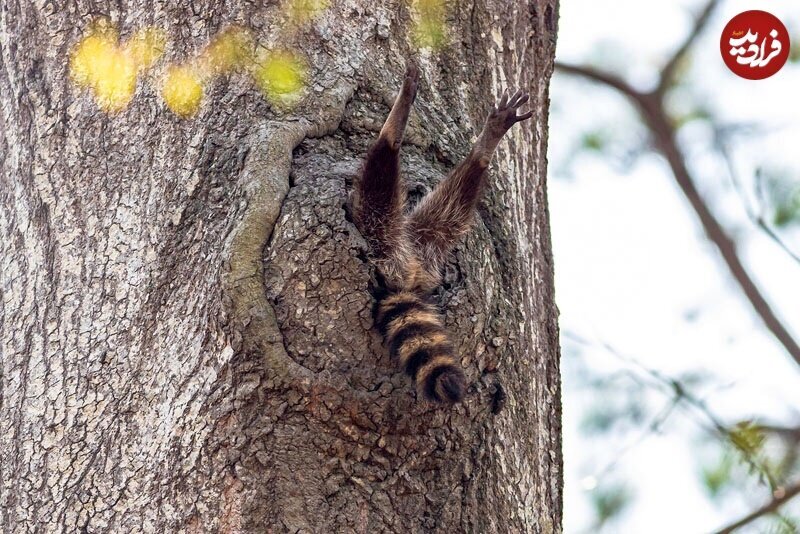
(0, 1), (561, 532)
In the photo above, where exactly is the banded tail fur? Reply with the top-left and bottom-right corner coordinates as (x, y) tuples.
(351, 61), (532, 404)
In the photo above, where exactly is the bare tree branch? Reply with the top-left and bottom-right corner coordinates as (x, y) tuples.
(713, 481), (800, 534)
(657, 0), (721, 95)
(757, 424), (800, 442)
(714, 132), (800, 265)
(556, 63), (800, 369)
(762, 423), (800, 435)
(641, 101), (800, 369)
(555, 62), (646, 101)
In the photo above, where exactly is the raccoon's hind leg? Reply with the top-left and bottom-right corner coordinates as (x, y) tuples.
(351, 63), (420, 287)
(407, 89), (532, 286)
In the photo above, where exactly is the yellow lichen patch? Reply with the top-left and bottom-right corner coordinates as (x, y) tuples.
(69, 32), (117, 87)
(202, 26), (254, 75)
(91, 50), (137, 112)
(69, 19), (164, 112)
(285, 0), (330, 24)
(412, 0), (447, 49)
(70, 33), (137, 112)
(125, 27), (167, 70)
(161, 65), (204, 117)
(253, 50), (307, 102)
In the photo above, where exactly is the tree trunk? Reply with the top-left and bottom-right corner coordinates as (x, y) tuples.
(0, 1), (561, 532)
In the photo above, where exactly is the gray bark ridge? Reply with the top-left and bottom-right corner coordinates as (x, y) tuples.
(1, 1), (561, 532)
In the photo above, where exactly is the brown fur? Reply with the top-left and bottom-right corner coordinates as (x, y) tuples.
(352, 65), (532, 404)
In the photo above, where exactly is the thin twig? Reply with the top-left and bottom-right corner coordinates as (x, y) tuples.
(713, 481), (800, 534)
(716, 134), (800, 264)
(565, 331), (780, 490)
(567, 329), (800, 531)
(657, 0), (722, 95)
(592, 397), (680, 483)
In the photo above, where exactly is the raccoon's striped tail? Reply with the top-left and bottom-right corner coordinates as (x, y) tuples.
(375, 291), (466, 403)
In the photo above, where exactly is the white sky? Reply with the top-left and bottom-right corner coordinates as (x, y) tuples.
(550, 0), (800, 531)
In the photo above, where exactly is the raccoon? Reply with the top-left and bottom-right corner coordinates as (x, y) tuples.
(351, 62), (532, 403)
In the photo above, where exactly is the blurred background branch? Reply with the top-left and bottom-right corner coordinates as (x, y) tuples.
(555, 0), (800, 369)
(713, 480), (800, 533)
(717, 138), (800, 264)
(657, 0), (722, 95)
(565, 331), (800, 531)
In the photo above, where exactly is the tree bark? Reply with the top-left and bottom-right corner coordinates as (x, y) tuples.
(0, 1), (561, 532)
